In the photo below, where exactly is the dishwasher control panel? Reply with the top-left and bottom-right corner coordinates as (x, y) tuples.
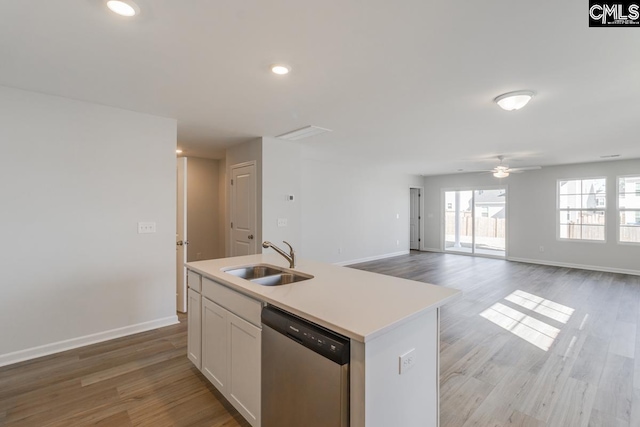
(262, 305), (350, 365)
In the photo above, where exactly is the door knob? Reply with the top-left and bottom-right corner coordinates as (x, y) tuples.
(248, 234), (254, 240)
(176, 241), (183, 246)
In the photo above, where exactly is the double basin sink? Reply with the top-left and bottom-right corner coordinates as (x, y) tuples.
(224, 264), (313, 286)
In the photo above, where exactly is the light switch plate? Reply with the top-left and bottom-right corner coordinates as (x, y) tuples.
(138, 222), (156, 234)
(277, 218), (288, 227)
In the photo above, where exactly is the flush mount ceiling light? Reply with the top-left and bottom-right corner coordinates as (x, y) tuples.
(106, 0), (140, 17)
(176, 149), (183, 154)
(494, 90), (536, 111)
(271, 64), (291, 75)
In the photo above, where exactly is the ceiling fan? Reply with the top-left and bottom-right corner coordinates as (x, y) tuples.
(479, 156), (542, 178)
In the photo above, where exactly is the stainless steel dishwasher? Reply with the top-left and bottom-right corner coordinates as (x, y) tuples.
(261, 305), (350, 427)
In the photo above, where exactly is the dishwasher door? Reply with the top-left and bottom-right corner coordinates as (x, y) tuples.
(262, 306), (349, 427)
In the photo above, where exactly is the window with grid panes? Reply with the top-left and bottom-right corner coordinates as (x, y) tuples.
(558, 178), (606, 241)
(618, 176), (640, 243)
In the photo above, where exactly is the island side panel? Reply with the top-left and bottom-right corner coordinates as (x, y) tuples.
(364, 309), (439, 427)
(350, 340), (366, 427)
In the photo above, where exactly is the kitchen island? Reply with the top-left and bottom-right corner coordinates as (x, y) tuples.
(186, 254), (461, 427)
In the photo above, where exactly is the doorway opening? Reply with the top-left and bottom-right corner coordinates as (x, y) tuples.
(410, 188), (421, 250)
(444, 188), (506, 257)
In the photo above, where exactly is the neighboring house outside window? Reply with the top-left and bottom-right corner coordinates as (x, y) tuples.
(558, 178), (606, 241)
(619, 176), (640, 243)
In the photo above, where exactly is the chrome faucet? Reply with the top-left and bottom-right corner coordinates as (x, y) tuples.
(262, 241), (296, 268)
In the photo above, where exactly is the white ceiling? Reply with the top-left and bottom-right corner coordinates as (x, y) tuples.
(2, 0), (639, 175)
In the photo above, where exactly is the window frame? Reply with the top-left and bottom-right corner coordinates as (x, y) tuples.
(556, 177), (607, 243)
(617, 174), (640, 245)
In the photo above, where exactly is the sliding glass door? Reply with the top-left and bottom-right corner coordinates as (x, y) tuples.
(444, 188), (506, 257)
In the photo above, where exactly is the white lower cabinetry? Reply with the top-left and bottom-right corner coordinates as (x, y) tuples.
(227, 311), (261, 426)
(196, 275), (262, 427)
(201, 297), (228, 391)
(187, 288), (202, 369)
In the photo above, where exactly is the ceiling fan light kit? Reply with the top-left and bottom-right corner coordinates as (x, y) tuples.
(479, 155), (542, 178)
(494, 90), (536, 111)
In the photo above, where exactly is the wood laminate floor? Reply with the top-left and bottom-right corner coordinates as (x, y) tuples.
(1, 252), (638, 426)
(0, 313), (250, 427)
(350, 251), (640, 427)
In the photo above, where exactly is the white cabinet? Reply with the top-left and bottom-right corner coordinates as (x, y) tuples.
(227, 311), (261, 426)
(198, 277), (262, 427)
(187, 288), (202, 369)
(202, 297), (228, 391)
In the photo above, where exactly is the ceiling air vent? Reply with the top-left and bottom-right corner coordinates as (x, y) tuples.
(276, 125), (332, 141)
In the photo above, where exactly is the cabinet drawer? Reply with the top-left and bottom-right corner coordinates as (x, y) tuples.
(202, 277), (262, 327)
(187, 270), (202, 293)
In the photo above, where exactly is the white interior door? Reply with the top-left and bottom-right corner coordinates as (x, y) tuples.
(230, 162), (257, 256)
(410, 188), (420, 250)
(176, 157), (187, 313)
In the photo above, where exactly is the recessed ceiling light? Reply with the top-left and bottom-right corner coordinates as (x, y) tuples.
(106, 0), (140, 17)
(271, 64), (291, 75)
(494, 90), (536, 111)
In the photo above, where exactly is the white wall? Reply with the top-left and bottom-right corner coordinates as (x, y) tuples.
(0, 86), (178, 366)
(299, 148), (422, 264)
(261, 137), (302, 250)
(422, 159), (640, 274)
(186, 157), (223, 261)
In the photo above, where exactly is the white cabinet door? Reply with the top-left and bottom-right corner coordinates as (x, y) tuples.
(227, 311), (261, 427)
(202, 298), (228, 391)
(187, 288), (202, 369)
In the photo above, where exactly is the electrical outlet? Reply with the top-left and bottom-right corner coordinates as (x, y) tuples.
(539, 245), (544, 252)
(277, 218), (288, 227)
(138, 222), (156, 234)
(399, 348), (416, 374)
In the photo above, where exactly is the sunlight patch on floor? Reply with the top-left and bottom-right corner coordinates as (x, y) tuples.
(480, 302), (562, 351)
(504, 290), (575, 324)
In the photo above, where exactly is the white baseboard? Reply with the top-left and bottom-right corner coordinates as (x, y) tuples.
(334, 250), (410, 267)
(420, 247), (442, 253)
(0, 315), (179, 368)
(507, 257), (640, 276)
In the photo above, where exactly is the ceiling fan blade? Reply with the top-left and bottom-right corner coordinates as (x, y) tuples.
(453, 169), (494, 173)
(508, 166), (542, 172)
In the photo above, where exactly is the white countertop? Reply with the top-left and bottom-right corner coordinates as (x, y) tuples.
(186, 254), (461, 343)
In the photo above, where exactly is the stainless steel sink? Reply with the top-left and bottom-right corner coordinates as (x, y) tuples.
(224, 264), (286, 279)
(223, 264), (313, 286)
(251, 272), (313, 286)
